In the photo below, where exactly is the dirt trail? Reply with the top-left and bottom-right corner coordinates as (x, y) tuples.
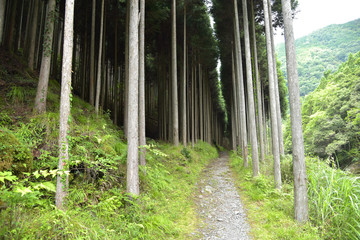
(192, 152), (251, 240)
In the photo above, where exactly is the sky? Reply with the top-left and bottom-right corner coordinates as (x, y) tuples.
(275, 0), (360, 44)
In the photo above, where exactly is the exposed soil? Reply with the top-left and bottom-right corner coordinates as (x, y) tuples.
(192, 152), (251, 240)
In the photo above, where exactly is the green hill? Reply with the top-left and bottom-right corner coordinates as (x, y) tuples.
(285, 51), (360, 168)
(276, 18), (360, 96)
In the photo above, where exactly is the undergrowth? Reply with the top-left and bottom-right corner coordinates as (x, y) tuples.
(0, 73), (218, 239)
(229, 152), (320, 240)
(230, 152), (360, 239)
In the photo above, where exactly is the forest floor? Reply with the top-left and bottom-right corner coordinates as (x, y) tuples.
(192, 152), (252, 240)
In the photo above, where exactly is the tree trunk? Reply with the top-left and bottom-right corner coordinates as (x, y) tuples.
(242, 0), (259, 176)
(95, 0), (105, 114)
(17, 0), (24, 49)
(181, 3), (187, 146)
(35, 1), (45, 69)
(250, 0), (265, 162)
(268, 0), (284, 156)
(231, 48), (239, 148)
(89, 0), (96, 106)
(127, 0), (139, 196)
(281, 0), (309, 222)
(0, 0), (5, 45)
(28, 0), (39, 70)
(139, 0), (146, 166)
(191, 65), (195, 147)
(55, 0), (74, 210)
(124, 0), (130, 137)
(233, 0), (248, 165)
(263, 0), (281, 189)
(34, 0), (56, 114)
(171, 0), (179, 146)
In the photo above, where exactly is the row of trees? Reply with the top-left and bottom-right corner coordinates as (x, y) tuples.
(0, 0), (308, 222)
(0, 0), (225, 206)
(212, 0), (308, 222)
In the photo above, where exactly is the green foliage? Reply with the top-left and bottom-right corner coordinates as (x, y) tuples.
(229, 152), (320, 239)
(307, 157), (360, 239)
(6, 86), (27, 104)
(289, 51), (360, 167)
(277, 18), (360, 96)
(0, 128), (33, 174)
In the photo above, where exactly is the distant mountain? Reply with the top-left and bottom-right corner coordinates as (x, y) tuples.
(276, 18), (360, 96)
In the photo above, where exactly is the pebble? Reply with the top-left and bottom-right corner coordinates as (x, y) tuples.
(193, 152), (252, 240)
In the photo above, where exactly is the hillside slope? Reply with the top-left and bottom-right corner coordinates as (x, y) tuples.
(0, 48), (219, 239)
(276, 18), (360, 96)
(284, 51), (360, 168)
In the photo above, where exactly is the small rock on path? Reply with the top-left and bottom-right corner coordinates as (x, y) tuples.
(192, 152), (251, 240)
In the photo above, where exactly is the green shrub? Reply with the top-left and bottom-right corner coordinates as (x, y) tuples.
(0, 128), (33, 174)
(307, 157), (360, 239)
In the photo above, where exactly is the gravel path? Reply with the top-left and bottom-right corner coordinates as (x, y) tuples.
(193, 152), (251, 240)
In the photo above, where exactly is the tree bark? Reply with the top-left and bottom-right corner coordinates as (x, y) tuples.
(281, 0), (309, 222)
(171, 0), (179, 146)
(127, 0), (140, 196)
(242, 0), (259, 176)
(124, 0), (130, 137)
(181, 2), (187, 146)
(233, 0), (248, 165)
(139, 0), (146, 166)
(0, 0), (5, 45)
(268, 0), (284, 155)
(34, 0), (56, 114)
(251, 0), (265, 162)
(89, 0), (96, 105)
(95, 0), (105, 114)
(28, 0), (39, 70)
(55, 0), (74, 210)
(263, 0), (282, 189)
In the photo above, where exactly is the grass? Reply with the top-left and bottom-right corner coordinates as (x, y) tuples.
(229, 152), (320, 240)
(230, 151), (360, 239)
(307, 157), (360, 239)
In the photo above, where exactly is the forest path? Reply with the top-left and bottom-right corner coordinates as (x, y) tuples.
(192, 152), (251, 240)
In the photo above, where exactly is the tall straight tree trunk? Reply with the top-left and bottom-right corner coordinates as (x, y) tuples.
(18, 0), (24, 50)
(95, 0), (105, 114)
(242, 0), (259, 176)
(191, 65), (195, 147)
(55, 0), (74, 210)
(0, 0), (5, 45)
(233, 0), (248, 165)
(171, 0), (179, 146)
(231, 99), (237, 151)
(251, 0), (265, 162)
(89, 0), (96, 106)
(4, 0), (16, 51)
(124, 0), (130, 137)
(28, 0), (40, 70)
(281, 0), (309, 222)
(268, 0), (284, 155)
(127, 0), (140, 196)
(34, 0), (56, 114)
(263, 0), (281, 189)
(35, 1), (45, 69)
(199, 64), (203, 141)
(231, 48), (239, 148)
(181, 2), (187, 146)
(139, 0), (146, 166)
(114, 19), (118, 125)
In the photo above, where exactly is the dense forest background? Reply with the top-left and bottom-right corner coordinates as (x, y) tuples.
(0, 0), (360, 239)
(276, 18), (360, 96)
